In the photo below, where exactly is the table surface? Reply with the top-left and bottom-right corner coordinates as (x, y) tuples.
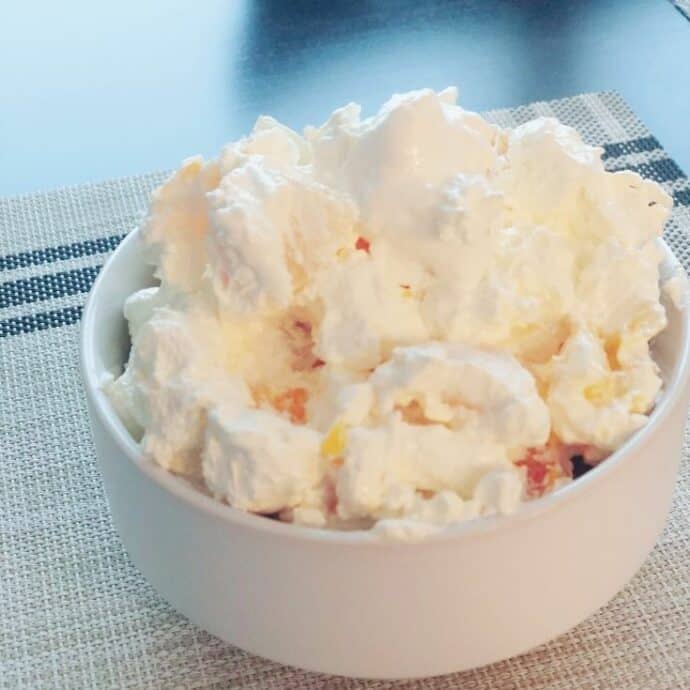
(2, 0), (689, 197)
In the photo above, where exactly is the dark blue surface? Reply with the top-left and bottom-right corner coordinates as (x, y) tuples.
(2, 0), (689, 196)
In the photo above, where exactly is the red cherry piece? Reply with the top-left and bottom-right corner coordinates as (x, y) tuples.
(324, 478), (338, 514)
(355, 236), (371, 253)
(516, 457), (548, 490)
(293, 319), (312, 335)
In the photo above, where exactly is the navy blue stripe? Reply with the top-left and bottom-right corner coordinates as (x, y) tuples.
(0, 265), (101, 310)
(0, 305), (83, 338)
(0, 234), (124, 272)
(601, 136), (661, 160)
(608, 157), (686, 183)
(674, 188), (690, 207)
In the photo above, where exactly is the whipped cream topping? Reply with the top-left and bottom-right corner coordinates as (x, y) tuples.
(105, 87), (682, 538)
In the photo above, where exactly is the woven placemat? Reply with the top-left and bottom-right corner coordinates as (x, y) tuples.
(1, 92), (689, 689)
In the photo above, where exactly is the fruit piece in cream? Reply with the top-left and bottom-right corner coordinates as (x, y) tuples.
(106, 87), (682, 537)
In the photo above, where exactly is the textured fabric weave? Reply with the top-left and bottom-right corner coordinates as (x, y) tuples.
(1, 92), (689, 689)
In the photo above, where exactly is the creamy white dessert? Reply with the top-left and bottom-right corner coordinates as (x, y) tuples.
(105, 87), (686, 537)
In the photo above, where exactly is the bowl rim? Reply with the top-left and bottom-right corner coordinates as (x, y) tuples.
(80, 228), (690, 546)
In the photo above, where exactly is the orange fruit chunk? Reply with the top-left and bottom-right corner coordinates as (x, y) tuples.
(273, 387), (309, 424)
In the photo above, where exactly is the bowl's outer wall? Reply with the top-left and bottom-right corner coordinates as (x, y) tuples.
(81, 231), (690, 679)
(86, 394), (688, 679)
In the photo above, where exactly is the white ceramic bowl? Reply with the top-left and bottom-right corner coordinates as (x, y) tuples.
(81, 229), (690, 679)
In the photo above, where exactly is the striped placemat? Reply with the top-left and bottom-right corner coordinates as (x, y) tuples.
(1, 92), (689, 689)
